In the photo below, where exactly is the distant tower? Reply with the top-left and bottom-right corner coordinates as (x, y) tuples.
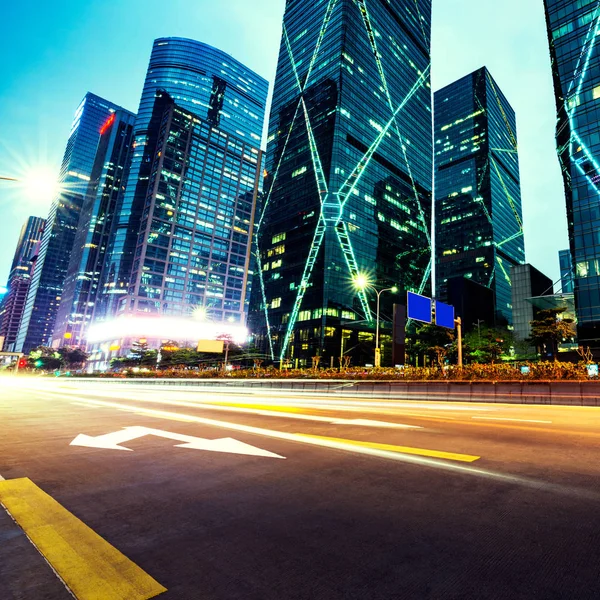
(15, 93), (127, 353)
(0, 216), (45, 351)
(51, 108), (136, 347)
(435, 67), (525, 325)
(544, 2), (600, 346)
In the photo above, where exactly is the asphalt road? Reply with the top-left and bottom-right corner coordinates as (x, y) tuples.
(1, 376), (600, 600)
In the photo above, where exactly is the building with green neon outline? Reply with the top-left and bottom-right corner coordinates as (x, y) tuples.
(248, 0), (433, 365)
(434, 67), (525, 326)
(544, 1), (600, 348)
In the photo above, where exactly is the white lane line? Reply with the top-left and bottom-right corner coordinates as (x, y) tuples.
(55, 387), (499, 412)
(329, 419), (419, 428)
(472, 416), (553, 424)
(55, 390), (422, 430)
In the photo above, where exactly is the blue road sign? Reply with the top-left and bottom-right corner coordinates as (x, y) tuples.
(435, 301), (455, 329)
(407, 292), (432, 324)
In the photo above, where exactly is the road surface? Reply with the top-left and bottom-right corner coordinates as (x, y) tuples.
(1, 376), (599, 599)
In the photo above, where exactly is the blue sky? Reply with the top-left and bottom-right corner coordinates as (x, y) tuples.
(0, 0), (567, 286)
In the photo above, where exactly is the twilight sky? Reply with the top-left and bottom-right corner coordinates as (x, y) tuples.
(0, 0), (567, 287)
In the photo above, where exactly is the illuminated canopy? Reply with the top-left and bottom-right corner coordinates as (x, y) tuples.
(86, 317), (248, 345)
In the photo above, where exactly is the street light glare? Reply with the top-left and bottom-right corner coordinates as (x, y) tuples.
(353, 273), (371, 290)
(22, 166), (59, 203)
(192, 306), (209, 322)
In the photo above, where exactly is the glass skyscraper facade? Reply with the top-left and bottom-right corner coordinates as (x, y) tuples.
(545, 1), (600, 346)
(98, 38), (268, 321)
(435, 67), (525, 325)
(559, 248), (575, 293)
(511, 264), (554, 346)
(119, 92), (262, 323)
(4, 216), (46, 282)
(249, 0), (433, 365)
(51, 108), (136, 347)
(0, 216), (45, 351)
(15, 93), (126, 353)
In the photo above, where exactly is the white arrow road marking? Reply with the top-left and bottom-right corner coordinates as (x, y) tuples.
(70, 426), (284, 458)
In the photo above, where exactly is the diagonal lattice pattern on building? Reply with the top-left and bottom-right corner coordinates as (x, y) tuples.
(545, 0), (600, 346)
(249, 0), (433, 364)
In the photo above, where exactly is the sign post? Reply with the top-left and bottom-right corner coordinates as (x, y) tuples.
(408, 294), (461, 366)
(455, 317), (463, 367)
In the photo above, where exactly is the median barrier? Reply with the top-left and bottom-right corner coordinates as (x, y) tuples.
(69, 377), (600, 406)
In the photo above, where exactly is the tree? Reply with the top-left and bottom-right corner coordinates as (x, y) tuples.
(409, 324), (455, 367)
(129, 339), (157, 367)
(529, 308), (574, 360)
(58, 347), (89, 370)
(463, 325), (513, 364)
(28, 346), (63, 371)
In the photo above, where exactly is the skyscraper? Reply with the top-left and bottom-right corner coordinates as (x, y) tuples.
(4, 216), (46, 282)
(544, 2), (600, 346)
(15, 93), (127, 353)
(115, 91), (262, 324)
(435, 67), (525, 325)
(51, 108), (136, 348)
(249, 0), (433, 365)
(98, 38), (268, 322)
(0, 216), (45, 351)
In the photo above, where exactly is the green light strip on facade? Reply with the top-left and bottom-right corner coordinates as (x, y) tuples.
(262, 1), (432, 362)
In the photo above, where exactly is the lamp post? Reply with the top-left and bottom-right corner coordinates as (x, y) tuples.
(374, 286), (398, 367)
(353, 275), (397, 368)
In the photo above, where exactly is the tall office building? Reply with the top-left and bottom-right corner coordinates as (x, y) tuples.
(115, 91), (262, 324)
(98, 38), (268, 322)
(249, 0), (433, 364)
(544, 2), (600, 346)
(559, 248), (574, 293)
(435, 67), (525, 325)
(0, 216), (45, 350)
(15, 93), (127, 353)
(51, 108), (136, 348)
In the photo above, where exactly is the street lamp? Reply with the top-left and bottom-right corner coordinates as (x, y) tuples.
(353, 274), (398, 368)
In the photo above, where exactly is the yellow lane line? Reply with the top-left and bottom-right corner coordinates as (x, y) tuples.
(0, 478), (166, 600)
(295, 434), (480, 463)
